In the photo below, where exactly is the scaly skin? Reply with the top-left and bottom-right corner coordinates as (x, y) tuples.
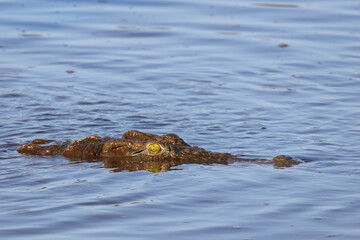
(17, 130), (300, 172)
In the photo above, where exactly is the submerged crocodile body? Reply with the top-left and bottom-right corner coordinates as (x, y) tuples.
(17, 130), (300, 172)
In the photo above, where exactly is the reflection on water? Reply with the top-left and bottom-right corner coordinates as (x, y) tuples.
(1, 0), (360, 239)
(254, 3), (299, 8)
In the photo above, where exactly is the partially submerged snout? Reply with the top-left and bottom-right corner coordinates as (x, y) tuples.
(16, 130), (301, 172)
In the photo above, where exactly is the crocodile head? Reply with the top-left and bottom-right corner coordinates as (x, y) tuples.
(17, 130), (300, 172)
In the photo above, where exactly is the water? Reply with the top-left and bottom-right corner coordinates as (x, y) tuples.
(1, 0), (360, 239)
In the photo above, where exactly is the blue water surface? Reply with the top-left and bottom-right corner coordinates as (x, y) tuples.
(1, 0), (360, 239)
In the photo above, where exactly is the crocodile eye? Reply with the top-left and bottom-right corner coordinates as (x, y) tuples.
(147, 143), (161, 154)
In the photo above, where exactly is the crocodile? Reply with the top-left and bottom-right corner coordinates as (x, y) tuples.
(17, 130), (300, 172)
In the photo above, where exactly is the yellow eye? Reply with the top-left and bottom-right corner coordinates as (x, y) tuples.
(147, 143), (161, 154)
